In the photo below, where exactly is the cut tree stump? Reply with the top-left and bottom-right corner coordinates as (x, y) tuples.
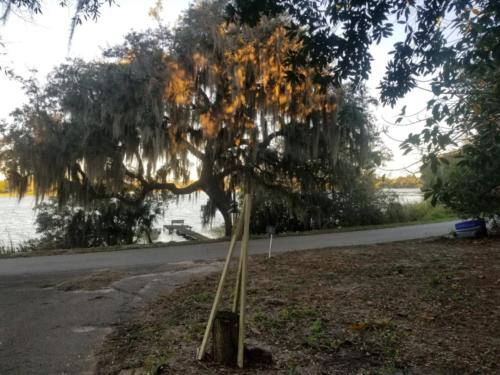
(212, 310), (239, 367)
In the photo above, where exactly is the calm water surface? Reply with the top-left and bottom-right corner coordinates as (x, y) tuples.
(385, 188), (424, 204)
(0, 194), (224, 247)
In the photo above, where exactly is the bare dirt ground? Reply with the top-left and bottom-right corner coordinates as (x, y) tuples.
(97, 237), (500, 375)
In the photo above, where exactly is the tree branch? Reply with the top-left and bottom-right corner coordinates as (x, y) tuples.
(145, 178), (205, 195)
(259, 129), (284, 150)
(125, 169), (205, 195)
(180, 137), (205, 160)
(196, 87), (212, 110)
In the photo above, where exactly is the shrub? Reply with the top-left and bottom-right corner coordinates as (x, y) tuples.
(250, 175), (388, 234)
(33, 197), (163, 249)
(384, 200), (454, 224)
(437, 163), (500, 219)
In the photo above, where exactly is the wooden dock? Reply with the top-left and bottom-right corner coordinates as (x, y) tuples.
(163, 220), (209, 241)
(176, 227), (209, 241)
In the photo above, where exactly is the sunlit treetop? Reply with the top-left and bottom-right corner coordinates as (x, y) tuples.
(162, 19), (338, 145)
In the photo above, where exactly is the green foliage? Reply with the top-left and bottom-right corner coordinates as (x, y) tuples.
(33, 197), (163, 249)
(230, 0), (499, 111)
(231, 0), (500, 217)
(250, 174), (389, 234)
(384, 201), (454, 224)
(247, 83), (388, 234)
(250, 192), (300, 234)
(427, 155), (500, 218)
(421, 130), (500, 218)
(334, 173), (387, 227)
(251, 184), (453, 234)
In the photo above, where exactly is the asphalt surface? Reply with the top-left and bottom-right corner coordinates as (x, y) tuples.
(0, 221), (456, 374)
(0, 221), (456, 276)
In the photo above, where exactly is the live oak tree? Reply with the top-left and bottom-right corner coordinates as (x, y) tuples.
(0, 1), (376, 236)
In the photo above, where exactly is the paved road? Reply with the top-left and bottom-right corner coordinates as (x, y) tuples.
(0, 221), (456, 374)
(0, 221), (456, 276)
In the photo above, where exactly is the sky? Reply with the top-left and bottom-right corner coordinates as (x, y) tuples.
(0, 0), (432, 177)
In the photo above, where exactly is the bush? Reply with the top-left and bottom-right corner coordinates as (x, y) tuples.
(250, 175), (388, 234)
(250, 185), (454, 235)
(438, 163), (500, 219)
(383, 200), (454, 224)
(335, 176), (386, 227)
(421, 144), (500, 219)
(250, 192), (308, 234)
(33, 197), (163, 249)
(384, 202), (410, 223)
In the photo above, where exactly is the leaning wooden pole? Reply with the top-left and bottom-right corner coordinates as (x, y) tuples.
(232, 241), (244, 313)
(237, 192), (252, 368)
(197, 197), (247, 361)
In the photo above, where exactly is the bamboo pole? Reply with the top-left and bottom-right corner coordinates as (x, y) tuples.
(237, 192), (252, 368)
(197, 197), (247, 361)
(232, 241), (244, 313)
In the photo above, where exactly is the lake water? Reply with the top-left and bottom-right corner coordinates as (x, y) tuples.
(384, 188), (424, 204)
(0, 194), (225, 248)
(0, 188), (423, 247)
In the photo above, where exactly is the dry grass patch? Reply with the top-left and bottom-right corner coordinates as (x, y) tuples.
(97, 238), (500, 374)
(55, 270), (127, 291)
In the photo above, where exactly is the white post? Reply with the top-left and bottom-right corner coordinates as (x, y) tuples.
(268, 234), (273, 259)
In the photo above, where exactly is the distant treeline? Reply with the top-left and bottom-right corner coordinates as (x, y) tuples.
(0, 180), (7, 193)
(0, 180), (37, 195)
(376, 175), (422, 189)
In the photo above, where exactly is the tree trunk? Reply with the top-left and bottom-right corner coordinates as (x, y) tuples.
(212, 310), (239, 367)
(221, 209), (233, 238)
(145, 230), (153, 244)
(204, 177), (233, 237)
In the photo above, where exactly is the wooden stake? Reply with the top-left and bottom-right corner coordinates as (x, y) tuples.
(232, 241), (243, 313)
(197, 197), (246, 361)
(237, 192), (252, 368)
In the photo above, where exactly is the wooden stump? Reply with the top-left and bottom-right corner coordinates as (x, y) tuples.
(212, 310), (239, 367)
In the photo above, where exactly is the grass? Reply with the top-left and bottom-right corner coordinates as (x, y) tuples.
(385, 201), (456, 223)
(0, 239), (34, 255)
(97, 237), (500, 374)
(0, 235), (228, 258)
